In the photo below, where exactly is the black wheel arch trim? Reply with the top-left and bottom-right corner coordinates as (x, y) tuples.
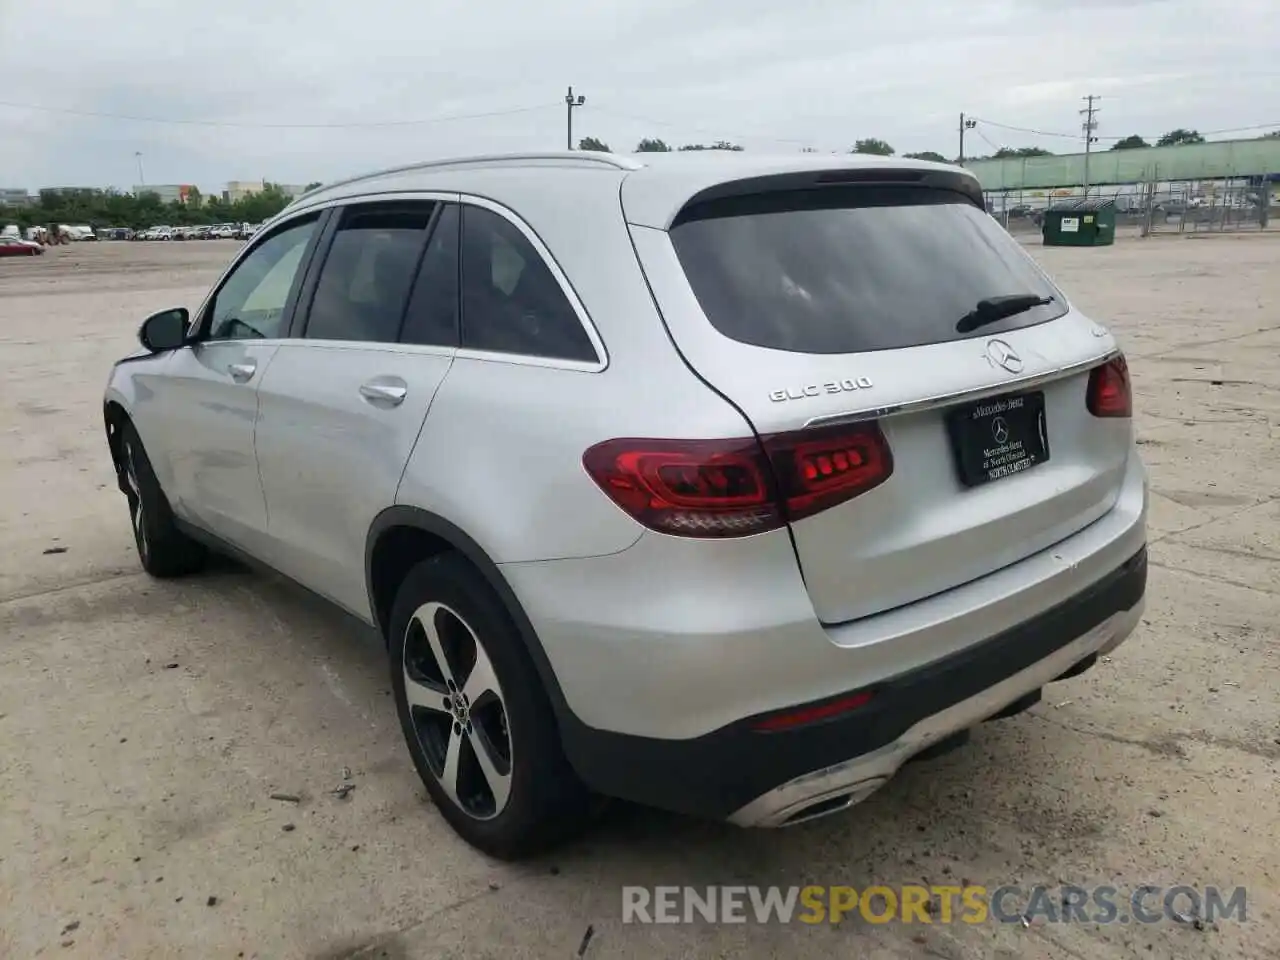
(365, 506), (577, 730)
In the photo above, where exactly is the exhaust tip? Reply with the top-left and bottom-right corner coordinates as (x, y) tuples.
(777, 778), (887, 827)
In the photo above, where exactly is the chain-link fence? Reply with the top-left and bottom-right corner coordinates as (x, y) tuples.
(984, 178), (1276, 239)
(1139, 179), (1273, 235)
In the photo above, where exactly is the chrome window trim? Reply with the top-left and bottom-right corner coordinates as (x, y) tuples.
(273, 339), (456, 360)
(252, 190), (608, 371)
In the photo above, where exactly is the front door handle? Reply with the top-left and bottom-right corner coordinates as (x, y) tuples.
(359, 380), (408, 406)
(227, 362), (256, 383)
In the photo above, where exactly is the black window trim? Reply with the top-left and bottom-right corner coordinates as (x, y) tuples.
(291, 197), (444, 344)
(193, 208), (331, 343)
(395, 201), (461, 349)
(454, 193), (608, 372)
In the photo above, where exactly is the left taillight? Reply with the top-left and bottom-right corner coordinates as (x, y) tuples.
(582, 423), (893, 539)
(1087, 354), (1132, 418)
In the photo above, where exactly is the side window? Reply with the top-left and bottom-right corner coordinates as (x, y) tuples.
(207, 216), (318, 341)
(305, 202), (434, 343)
(400, 203), (460, 347)
(459, 205), (597, 363)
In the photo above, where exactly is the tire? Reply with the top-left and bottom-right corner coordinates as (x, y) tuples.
(119, 421), (207, 578)
(389, 553), (590, 860)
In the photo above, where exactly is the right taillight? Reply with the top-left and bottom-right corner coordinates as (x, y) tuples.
(1087, 355), (1132, 418)
(582, 423), (892, 539)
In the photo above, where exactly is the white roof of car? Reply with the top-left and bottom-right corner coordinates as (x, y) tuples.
(286, 151), (980, 231)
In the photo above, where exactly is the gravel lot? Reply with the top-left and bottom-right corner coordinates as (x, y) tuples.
(1, 235), (1277, 959)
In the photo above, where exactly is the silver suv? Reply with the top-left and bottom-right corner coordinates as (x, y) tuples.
(104, 151), (1148, 859)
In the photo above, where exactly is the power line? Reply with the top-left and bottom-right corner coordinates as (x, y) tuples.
(973, 126), (1002, 153)
(591, 106), (816, 147)
(971, 115), (1280, 142)
(0, 99), (555, 129)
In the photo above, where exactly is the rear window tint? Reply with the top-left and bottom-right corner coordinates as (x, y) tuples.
(668, 186), (1066, 355)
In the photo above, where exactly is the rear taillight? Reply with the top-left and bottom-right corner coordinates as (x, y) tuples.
(582, 423), (892, 539)
(1087, 355), (1132, 418)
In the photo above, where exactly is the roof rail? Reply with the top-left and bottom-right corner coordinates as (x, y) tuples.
(291, 151), (642, 204)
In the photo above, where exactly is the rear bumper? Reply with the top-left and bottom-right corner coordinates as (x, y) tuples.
(558, 545), (1146, 822)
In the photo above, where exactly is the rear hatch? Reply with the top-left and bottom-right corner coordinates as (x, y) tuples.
(626, 171), (1132, 624)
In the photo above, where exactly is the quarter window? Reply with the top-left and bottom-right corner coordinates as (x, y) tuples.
(459, 205), (596, 363)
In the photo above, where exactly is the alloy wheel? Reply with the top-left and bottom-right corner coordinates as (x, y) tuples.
(402, 601), (513, 819)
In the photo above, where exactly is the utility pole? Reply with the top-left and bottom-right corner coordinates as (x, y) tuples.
(135, 151), (145, 187)
(958, 112), (976, 164)
(565, 86), (586, 150)
(1080, 95), (1100, 198)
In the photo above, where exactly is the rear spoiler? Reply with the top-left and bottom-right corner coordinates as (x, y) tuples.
(672, 167), (985, 225)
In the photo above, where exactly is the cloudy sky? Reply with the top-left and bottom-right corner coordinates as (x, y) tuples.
(2, 0), (1277, 193)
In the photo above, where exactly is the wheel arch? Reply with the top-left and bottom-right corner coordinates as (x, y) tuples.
(103, 398), (132, 494)
(365, 506), (573, 724)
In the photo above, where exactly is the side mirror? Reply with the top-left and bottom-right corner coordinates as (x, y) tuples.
(138, 307), (191, 353)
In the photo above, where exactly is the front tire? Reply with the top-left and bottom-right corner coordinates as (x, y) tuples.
(119, 422), (206, 578)
(389, 554), (590, 860)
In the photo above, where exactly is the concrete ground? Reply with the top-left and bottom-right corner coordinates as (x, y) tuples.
(1, 235), (1277, 959)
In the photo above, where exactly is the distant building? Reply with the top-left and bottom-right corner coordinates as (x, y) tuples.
(224, 180), (265, 202)
(134, 184), (200, 205)
(0, 188), (33, 208)
(222, 180), (308, 202)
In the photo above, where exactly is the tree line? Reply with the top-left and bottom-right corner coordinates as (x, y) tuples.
(580, 126), (1256, 161)
(7, 126), (1263, 231)
(2, 181), (323, 232)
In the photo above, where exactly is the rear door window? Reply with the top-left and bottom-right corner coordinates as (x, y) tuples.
(668, 186), (1066, 355)
(304, 202), (434, 343)
(400, 203), (460, 348)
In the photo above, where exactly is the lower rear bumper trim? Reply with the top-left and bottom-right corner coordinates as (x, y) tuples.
(558, 546), (1147, 821)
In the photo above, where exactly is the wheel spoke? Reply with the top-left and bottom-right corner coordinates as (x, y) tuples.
(461, 642), (500, 705)
(403, 673), (449, 715)
(467, 726), (511, 810)
(440, 724), (464, 806)
(412, 604), (457, 688)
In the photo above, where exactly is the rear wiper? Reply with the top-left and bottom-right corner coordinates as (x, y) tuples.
(956, 294), (1055, 333)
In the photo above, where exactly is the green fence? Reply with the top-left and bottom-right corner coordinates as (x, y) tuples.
(965, 138), (1280, 191)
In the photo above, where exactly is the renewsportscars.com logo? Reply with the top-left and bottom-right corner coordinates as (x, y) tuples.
(621, 885), (1248, 926)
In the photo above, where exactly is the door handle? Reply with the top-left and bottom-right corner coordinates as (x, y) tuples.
(359, 381), (408, 406)
(227, 362), (256, 382)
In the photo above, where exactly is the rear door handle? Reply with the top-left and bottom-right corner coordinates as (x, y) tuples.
(227, 362), (256, 382)
(359, 379), (408, 406)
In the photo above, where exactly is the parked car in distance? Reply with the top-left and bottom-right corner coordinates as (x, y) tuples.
(209, 224), (236, 239)
(103, 151), (1147, 860)
(0, 236), (44, 256)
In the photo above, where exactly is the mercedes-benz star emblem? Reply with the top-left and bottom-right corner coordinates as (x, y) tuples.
(985, 339), (1024, 374)
(992, 416), (1010, 444)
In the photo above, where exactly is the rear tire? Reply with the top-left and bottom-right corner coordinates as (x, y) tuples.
(389, 553), (590, 860)
(119, 421), (207, 578)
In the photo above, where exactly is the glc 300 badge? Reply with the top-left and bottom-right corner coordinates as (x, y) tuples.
(769, 377), (873, 403)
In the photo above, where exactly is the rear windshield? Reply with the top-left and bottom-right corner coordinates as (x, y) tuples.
(669, 186), (1067, 354)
